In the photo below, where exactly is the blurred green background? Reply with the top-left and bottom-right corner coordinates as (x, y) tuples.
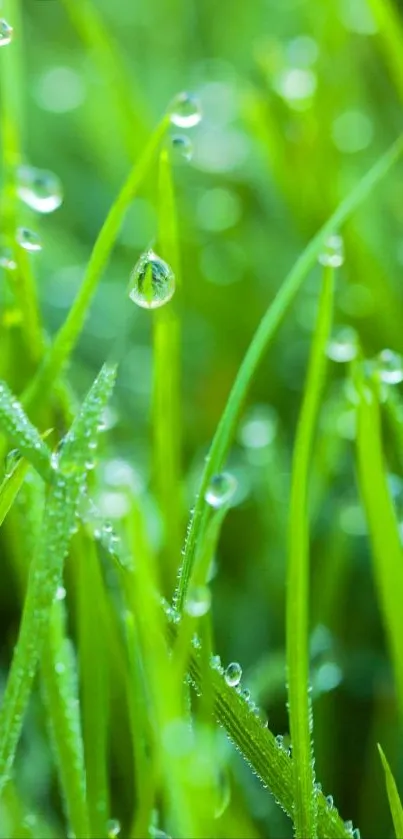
(2, 0), (403, 836)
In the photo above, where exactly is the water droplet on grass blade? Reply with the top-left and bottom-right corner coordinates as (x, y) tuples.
(326, 327), (358, 363)
(129, 250), (175, 309)
(326, 794), (334, 809)
(5, 449), (20, 477)
(185, 585), (211, 617)
(107, 820), (121, 838)
(170, 134), (193, 162)
(224, 661), (242, 687)
(377, 349), (403, 384)
(0, 20), (13, 46)
(318, 234), (344, 268)
(16, 227), (42, 252)
(205, 472), (237, 508)
(170, 92), (202, 128)
(55, 586), (66, 601)
(0, 250), (16, 271)
(17, 166), (63, 213)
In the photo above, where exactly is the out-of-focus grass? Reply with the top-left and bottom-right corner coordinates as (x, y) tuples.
(1, 0), (403, 837)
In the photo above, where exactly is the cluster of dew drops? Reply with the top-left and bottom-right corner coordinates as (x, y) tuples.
(0, 8), (63, 261)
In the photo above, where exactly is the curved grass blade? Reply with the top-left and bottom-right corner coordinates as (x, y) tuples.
(174, 131), (403, 611)
(0, 380), (51, 478)
(0, 363), (116, 795)
(41, 602), (90, 838)
(355, 372), (403, 718)
(23, 121), (170, 414)
(0, 457), (29, 527)
(286, 265), (334, 839)
(378, 744), (403, 839)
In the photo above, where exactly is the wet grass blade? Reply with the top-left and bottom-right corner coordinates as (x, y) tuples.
(378, 744), (403, 838)
(286, 265), (334, 839)
(41, 601), (90, 838)
(23, 121), (170, 414)
(0, 363), (116, 795)
(355, 372), (403, 718)
(0, 457), (29, 527)
(153, 147), (182, 585)
(0, 379), (51, 478)
(174, 131), (403, 610)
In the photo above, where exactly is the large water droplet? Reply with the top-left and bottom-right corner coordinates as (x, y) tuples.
(170, 92), (202, 128)
(129, 249), (175, 310)
(16, 227), (42, 252)
(224, 661), (242, 687)
(107, 819), (121, 839)
(326, 327), (358, 363)
(17, 165), (63, 213)
(204, 472), (237, 509)
(185, 585), (211, 617)
(318, 234), (344, 268)
(377, 349), (403, 384)
(170, 134), (193, 162)
(0, 19), (13, 46)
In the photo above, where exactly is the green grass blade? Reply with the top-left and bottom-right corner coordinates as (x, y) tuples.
(355, 372), (403, 718)
(153, 147), (182, 585)
(0, 363), (116, 795)
(22, 120), (169, 414)
(76, 535), (110, 835)
(0, 458), (29, 527)
(286, 265), (334, 839)
(366, 0), (403, 100)
(378, 744), (403, 839)
(174, 131), (403, 611)
(0, 380), (51, 478)
(41, 602), (90, 838)
(59, 0), (149, 155)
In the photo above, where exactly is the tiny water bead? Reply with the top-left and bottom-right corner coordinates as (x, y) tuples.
(184, 585), (211, 617)
(224, 661), (242, 687)
(129, 250), (175, 310)
(0, 19), (13, 46)
(16, 227), (42, 252)
(318, 234), (344, 268)
(326, 794), (334, 809)
(107, 819), (121, 839)
(0, 249), (16, 271)
(170, 134), (193, 163)
(377, 349), (403, 384)
(204, 471), (238, 509)
(170, 92), (202, 128)
(326, 327), (358, 363)
(5, 449), (21, 477)
(17, 165), (63, 214)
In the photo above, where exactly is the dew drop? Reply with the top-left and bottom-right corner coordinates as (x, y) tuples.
(224, 661), (242, 687)
(170, 134), (193, 162)
(184, 585), (211, 617)
(5, 449), (20, 477)
(17, 165), (63, 214)
(242, 688), (251, 701)
(129, 249), (175, 310)
(326, 327), (358, 363)
(204, 471), (237, 509)
(377, 349), (403, 384)
(16, 227), (42, 252)
(210, 654), (222, 672)
(55, 586), (66, 601)
(275, 734), (284, 749)
(170, 91), (202, 128)
(107, 819), (121, 839)
(318, 234), (344, 268)
(0, 249), (17, 271)
(352, 829), (361, 839)
(344, 821), (354, 835)
(0, 19), (13, 47)
(326, 794), (334, 809)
